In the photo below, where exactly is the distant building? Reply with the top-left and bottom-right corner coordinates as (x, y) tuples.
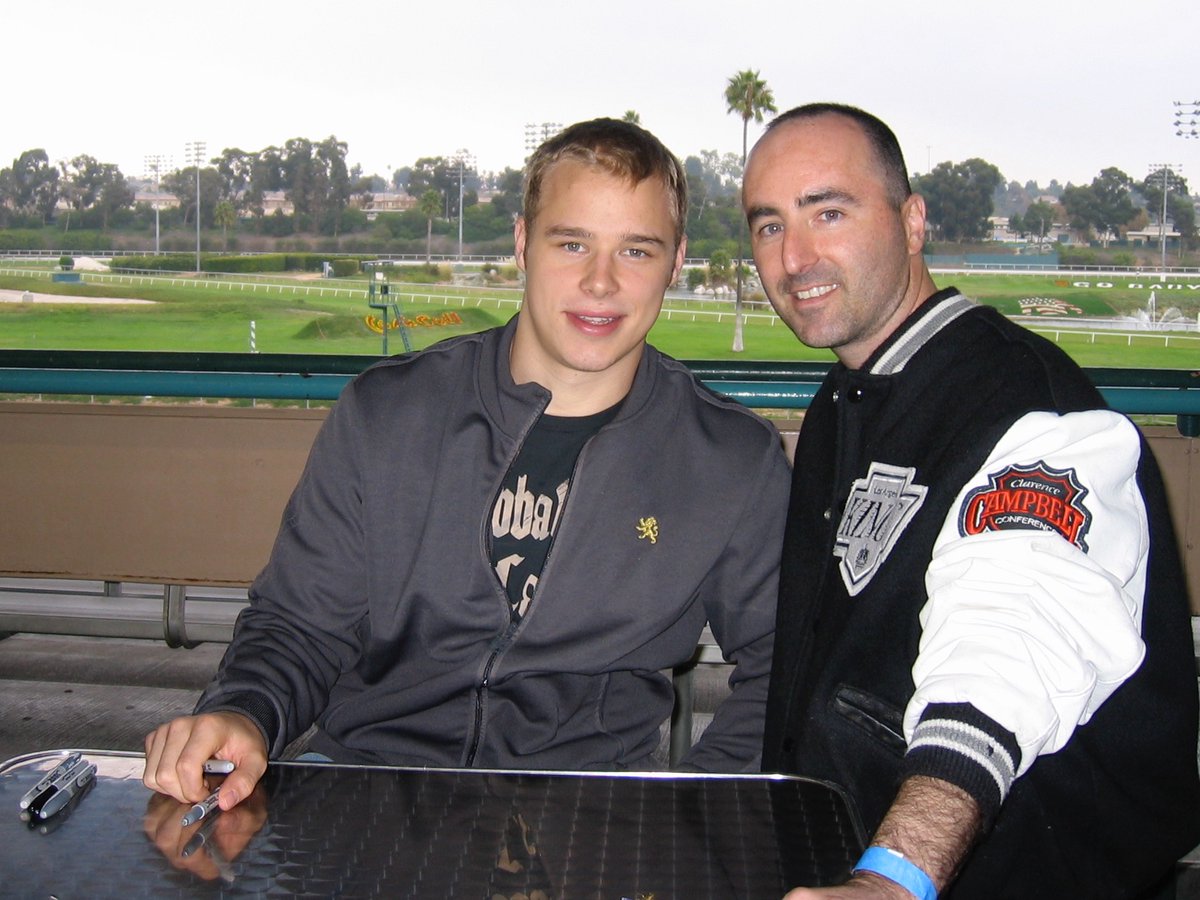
(989, 216), (1020, 243)
(1125, 220), (1180, 246)
(354, 192), (418, 220)
(260, 191), (295, 216)
(132, 190), (180, 210)
(987, 215), (1072, 246)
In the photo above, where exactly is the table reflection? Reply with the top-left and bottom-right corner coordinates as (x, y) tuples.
(1, 751), (863, 897)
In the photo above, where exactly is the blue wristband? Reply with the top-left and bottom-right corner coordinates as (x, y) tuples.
(852, 846), (938, 900)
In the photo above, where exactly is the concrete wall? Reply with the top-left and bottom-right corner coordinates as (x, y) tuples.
(0, 403), (324, 585)
(0, 403), (1195, 611)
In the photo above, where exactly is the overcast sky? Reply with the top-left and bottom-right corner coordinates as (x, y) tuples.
(6, 0), (1197, 190)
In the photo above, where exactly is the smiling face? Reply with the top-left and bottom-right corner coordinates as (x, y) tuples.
(511, 159), (685, 414)
(743, 113), (934, 369)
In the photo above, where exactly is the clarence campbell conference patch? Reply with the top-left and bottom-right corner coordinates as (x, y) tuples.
(959, 461), (1092, 551)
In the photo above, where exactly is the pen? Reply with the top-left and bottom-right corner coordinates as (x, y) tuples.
(32, 778), (93, 835)
(181, 788), (222, 827)
(202, 759), (235, 775)
(181, 810), (221, 858)
(21, 757), (91, 821)
(181, 812), (235, 883)
(36, 762), (96, 820)
(19, 752), (82, 809)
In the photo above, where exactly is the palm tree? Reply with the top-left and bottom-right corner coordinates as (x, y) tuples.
(213, 200), (237, 250)
(622, 110), (642, 125)
(724, 69), (776, 352)
(418, 189), (442, 264)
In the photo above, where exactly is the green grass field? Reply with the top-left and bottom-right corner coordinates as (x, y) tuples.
(0, 266), (1197, 370)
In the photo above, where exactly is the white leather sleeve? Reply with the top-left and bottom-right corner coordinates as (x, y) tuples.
(906, 409), (1149, 776)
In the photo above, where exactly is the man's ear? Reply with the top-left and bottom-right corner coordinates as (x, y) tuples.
(902, 194), (928, 256)
(514, 216), (528, 272)
(669, 234), (687, 288)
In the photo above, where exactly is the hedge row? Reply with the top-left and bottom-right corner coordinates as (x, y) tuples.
(108, 254), (197, 272)
(108, 252), (380, 274)
(378, 264), (450, 284)
(0, 229), (115, 252)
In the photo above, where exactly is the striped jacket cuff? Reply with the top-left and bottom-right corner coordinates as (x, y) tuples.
(902, 702), (1022, 828)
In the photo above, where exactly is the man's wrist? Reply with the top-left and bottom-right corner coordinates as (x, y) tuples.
(903, 702), (1019, 830)
(852, 845), (938, 900)
(197, 693), (278, 753)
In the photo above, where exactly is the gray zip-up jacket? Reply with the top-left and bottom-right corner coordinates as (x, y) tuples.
(197, 317), (791, 772)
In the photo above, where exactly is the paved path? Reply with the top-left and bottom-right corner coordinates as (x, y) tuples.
(0, 289), (153, 304)
(0, 633), (221, 762)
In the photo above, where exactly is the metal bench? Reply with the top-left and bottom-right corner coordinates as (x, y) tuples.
(0, 578), (247, 647)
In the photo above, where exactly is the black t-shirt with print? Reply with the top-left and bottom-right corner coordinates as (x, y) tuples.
(489, 403), (620, 620)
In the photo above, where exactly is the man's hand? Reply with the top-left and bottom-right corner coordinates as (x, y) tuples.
(142, 784), (268, 882)
(781, 775), (981, 899)
(783, 872), (912, 899)
(143, 711), (268, 810)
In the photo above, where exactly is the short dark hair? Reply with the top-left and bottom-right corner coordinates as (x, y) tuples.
(768, 103), (912, 208)
(523, 118), (688, 247)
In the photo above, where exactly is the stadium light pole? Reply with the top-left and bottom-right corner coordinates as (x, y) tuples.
(1172, 99), (1200, 141)
(450, 149), (475, 260)
(186, 141), (206, 273)
(524, 122), (562, 160)
(1147, 163), (1179, 279)
(144, 154), (167, 256)
(1172, 101), (1199, 313)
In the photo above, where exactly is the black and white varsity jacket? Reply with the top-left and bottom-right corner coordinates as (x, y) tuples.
(763, 289), (1200, 897)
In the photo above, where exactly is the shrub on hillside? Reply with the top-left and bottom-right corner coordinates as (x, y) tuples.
(261, 210), (294, 237)
(281, 253), (317, 272)
(1058, 247), (1098, 266)
(58, 231), (109, 252)
(0, 229), (53, 250)
(479, 264), (522, 285)
(382, 263), (447, 284)
(469, 237), (517, 258)
(202, 254), (286, 274)
(109, 254), (197, 272)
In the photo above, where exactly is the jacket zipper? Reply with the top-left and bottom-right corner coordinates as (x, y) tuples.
(464, 413), (593, 767)
(465, 619), (519, 767)
(466, 394), (547, 767)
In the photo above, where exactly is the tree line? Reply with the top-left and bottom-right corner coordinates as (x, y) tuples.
(915, 160), (1195, 249)
(1, 127), (1195, 255)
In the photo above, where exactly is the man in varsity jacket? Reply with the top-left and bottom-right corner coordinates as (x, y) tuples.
(744, 102), (1200, 898)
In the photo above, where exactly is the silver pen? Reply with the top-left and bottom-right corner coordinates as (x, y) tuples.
(202, 759), (235, 775)
(181, 810), (221, 858)
(181, 811), (235, 883)
(181, 788), (222, 827)
(36, 762), (96, 820)
(19, 752), (82, 810)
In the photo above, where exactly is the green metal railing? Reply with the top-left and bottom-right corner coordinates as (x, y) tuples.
(0, 350), (1197, 435)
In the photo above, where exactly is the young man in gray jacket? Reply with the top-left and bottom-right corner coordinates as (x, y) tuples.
(144, 118), (791, 812)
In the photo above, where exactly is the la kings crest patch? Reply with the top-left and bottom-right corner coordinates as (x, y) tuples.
(959, 461), (1092, 550)
(834, 463), (928, 596)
